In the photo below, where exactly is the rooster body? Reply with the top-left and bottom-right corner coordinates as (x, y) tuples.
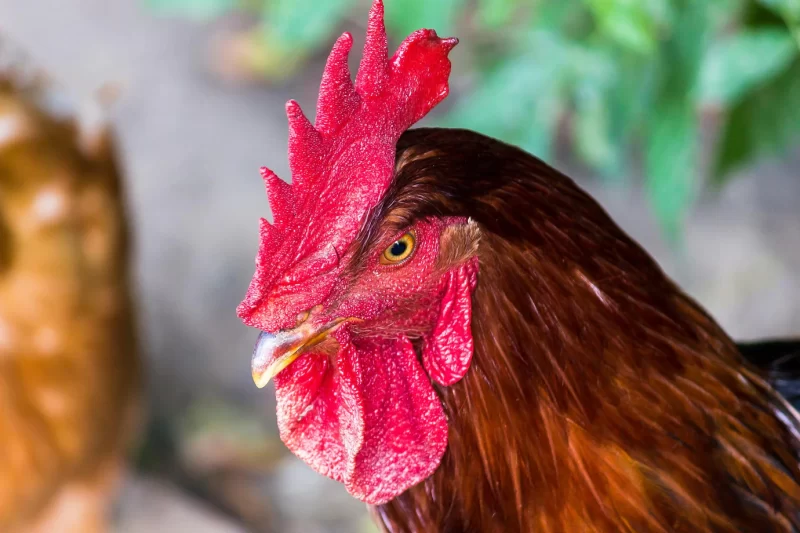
(238, 3), (800, 532)
(0, 74), (140, 531)
(372, 129), (800, 532)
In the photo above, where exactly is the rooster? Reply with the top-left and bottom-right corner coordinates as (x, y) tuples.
(0, 62), (140, 531)
(238, 2), (800, 531)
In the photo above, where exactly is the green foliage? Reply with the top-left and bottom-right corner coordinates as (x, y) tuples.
(476, 0), (517, 28)
(384, 0), (461, 37)
(639, 0), (709, 237)
(758, 0), (800, 45)
(252, 0), (354, 78)
(714, 59), (800, 179)
(699, 28), (797, 104)
(145, 0), (237, 20)
(261, 0), (353, 50)
(146, 0), (800, 237)
(445, 32), (571, 160)
(646, 99), (697, 239)
(585, 0), (662, 54)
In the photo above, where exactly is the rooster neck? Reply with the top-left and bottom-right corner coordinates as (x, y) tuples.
(373, 230), (800, 532)
(368, 128), (800, 531)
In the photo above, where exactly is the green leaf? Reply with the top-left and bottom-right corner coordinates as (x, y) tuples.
(518, 87), (566, 158)
(146, 0), (238, 20)
(477, 0), (517, 29)
(574, 86), (618, 174)
(585, 0), (659, 54)
(604, 54), (658, 178)
(663, 1), (712, 91)
(642, 0), (709, 238)
(758, 0), (800, 46)
(568, 45), (622, 175)
(384, 0), (464, 38)
(531, 0), (587, 35)
(699, 28), (797, 105)
(645, 98), (698, 240)
(714, 58), (800, 181)
(262, 0), (355, 50)
(444, 32), (569, 161)
(758, 0), (800, 18)
(705, 0), (746, 29)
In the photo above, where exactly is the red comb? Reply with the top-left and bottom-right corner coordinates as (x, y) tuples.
(238, 0), (457, 329)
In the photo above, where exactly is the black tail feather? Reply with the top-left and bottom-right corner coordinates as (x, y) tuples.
(738, 339), (800, 408)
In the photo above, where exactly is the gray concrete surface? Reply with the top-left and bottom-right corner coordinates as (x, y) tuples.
(116, 476), (247, 533)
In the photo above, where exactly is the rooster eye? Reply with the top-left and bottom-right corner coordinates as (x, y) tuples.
(381, 231), (415, 264)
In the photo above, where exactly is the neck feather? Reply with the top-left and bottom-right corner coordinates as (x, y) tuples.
(371, 128), (800, 532)
(374, 230), (800, 533)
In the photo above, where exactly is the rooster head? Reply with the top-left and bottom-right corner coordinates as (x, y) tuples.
(236, 0), (475, 504)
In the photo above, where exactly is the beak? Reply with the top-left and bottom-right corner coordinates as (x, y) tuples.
(250, 316), (351, 389)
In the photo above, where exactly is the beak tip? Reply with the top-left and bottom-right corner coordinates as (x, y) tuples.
(250, 317), (350, 389)
(252, 370), (271, 389)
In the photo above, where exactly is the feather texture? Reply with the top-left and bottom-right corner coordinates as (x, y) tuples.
(369, 128), (800, 532)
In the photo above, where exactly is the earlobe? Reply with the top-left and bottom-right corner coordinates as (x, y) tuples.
(422, 257), (479, 386)
(437, 218), (481, 270)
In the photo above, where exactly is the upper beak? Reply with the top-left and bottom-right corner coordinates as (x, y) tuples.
(250, 315), (350, 389)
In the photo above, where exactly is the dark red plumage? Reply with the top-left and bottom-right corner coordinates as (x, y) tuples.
(370, 128), (800, 532)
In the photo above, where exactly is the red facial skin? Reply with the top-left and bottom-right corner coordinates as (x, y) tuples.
(237, 1), (457, 335)
(270, 218), (478, 503)
(237, 0), (470, 504)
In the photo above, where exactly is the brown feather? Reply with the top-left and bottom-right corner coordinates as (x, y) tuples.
(365, 128), (800, 532)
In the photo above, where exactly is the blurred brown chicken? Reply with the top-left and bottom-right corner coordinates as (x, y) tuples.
(0, 59), (140, 532)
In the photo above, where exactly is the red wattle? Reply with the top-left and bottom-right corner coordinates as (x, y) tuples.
(423, 259), (479, 386)
(274, 334), (448, 504)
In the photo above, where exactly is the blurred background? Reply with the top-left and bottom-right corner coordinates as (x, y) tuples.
(0, 0), (797, 531)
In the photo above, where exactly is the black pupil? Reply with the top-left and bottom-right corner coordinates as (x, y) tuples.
(390, 240), (408, 257)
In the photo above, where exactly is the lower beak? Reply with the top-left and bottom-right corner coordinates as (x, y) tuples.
(250, 317), (349, 389)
